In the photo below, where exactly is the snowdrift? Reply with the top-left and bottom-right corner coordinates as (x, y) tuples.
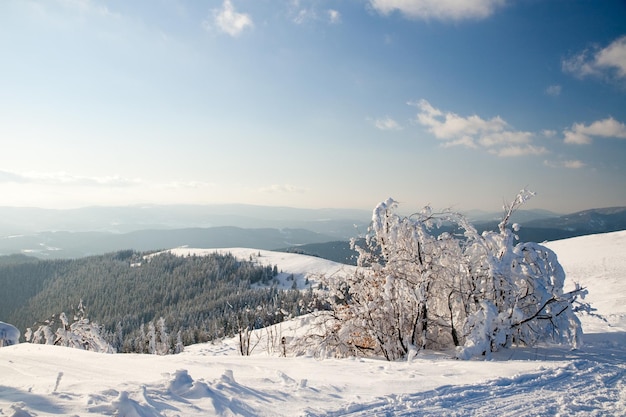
(1, 232), (625, 416)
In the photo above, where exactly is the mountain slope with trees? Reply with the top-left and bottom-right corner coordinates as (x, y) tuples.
(1, 251), (314, 352)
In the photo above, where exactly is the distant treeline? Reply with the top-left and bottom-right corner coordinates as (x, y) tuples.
(0, 251), (316, 352)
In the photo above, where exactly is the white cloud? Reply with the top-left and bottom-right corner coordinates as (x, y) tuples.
(162, 181), (215, 189)
(0, 170), (29, 184)
(544, 160), (586, 169)
(373, 116), (402, 131)
(0, 170), (141, 187)
(441, 136), (477, 149)
(545, 85), (562, 96)
(291, 6), (341, 25)
(57, 0), (120, 18)
(292, 8), (314, 24)
(258, 184), (306, 194)
(369, 0), (506, 21)
(562, 36), (626, 80)
(563, 117), (626, 145)
(413, 99), (547, 157)
(415, 99), (507, 142)
(562, 51), (596, 78)
(328, 9), (341, 24)
(205, 0), (253, 37)
(492, 145), (547, 158)
(596, 36), (626, 78)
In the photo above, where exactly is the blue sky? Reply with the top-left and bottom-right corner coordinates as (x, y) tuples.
(1, 0), (625, 213)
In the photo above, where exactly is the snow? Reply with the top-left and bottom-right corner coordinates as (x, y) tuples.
(544, 231), (626, 326)
(1, 232), (626, 416)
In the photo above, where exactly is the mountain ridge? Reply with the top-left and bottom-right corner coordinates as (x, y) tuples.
(0, 205), (624, 260)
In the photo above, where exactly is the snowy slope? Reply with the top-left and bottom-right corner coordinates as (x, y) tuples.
(1, 232), (625, 417)
(166, 247), (356, 290)
(544, 231), (626, 330)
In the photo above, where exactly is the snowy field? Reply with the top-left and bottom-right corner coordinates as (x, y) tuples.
(1, 232), (625, 416)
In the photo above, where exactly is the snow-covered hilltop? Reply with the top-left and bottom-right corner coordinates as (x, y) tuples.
(1, 232), (625, 416)
(165, 246), (356, 290)
(545, 230), (626, 326)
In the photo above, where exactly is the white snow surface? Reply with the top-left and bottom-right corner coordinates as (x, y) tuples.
(2, 232), (626, 416)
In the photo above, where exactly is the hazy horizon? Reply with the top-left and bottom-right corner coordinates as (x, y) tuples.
(1, 1), (625, 213)
(2, 198), (626, 216)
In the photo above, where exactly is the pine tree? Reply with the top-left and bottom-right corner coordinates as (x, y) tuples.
(147, 321), (157, 354)
(156, 317), (170, 355)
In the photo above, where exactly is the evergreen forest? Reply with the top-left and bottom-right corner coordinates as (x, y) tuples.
(0, 250), (315, 353)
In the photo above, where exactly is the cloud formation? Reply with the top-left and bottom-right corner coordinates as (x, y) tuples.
(413, 99), (547, 157)
(57, 0), (120, 18)
(544, 160), (586, 169)
(0, 170), (141, 187)
(562, 36), (626, 80)
(373, 116), (402, 131)
(291, 4), (342, 25)
(258, 184), (306, 194)
(545, 85), (562, 97)
(563, 117), (626, 145)
(328, 9), (341, 24)
(369, 0), (506, 21)
(162, 181), (215, 189)
(205, 0), (253, 37)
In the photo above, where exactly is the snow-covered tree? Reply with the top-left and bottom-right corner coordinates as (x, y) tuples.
(156, 316), (171, 355)
(137, 322), (148, 353)
(0, 321), (20, 347)
(174, 330), (184, 354)
(25, 301), (115, 353)
(136, 317), (173, 355)
(147, 321), (157, 354)
(315, 190), (586, 360)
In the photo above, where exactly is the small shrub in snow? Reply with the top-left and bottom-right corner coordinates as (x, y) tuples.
(25, 300), (115, 353)
(315, 190), (587, 360)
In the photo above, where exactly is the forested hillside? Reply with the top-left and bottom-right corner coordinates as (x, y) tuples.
(1, 251), (315, 352)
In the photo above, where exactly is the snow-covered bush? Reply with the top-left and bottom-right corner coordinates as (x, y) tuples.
(25, 301), (115, 353)
(315, 190), (586, 360)
(0, 321), (20, 347)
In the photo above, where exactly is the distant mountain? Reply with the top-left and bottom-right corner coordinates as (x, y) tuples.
(2, 204), (624, 261)
(0, 204), (370, 238)
(463, 208), (561, 223)
(473, 206), (626, 243)
(285, 207), (626, 265)
(523, 207), (626, 232)
(0, 227), (339, 259)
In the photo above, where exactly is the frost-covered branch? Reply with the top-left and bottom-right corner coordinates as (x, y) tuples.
(311, 191), (584, 360)
(25, 301), (115, 353)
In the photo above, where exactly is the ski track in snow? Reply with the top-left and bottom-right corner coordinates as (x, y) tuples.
(1, 231), (626, 416)
(314, 360), (626, 417)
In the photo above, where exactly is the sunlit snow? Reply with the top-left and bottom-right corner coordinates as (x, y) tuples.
(1, 232), (625, 416)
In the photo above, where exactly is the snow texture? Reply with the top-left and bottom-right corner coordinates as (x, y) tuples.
(0, 231), (625, 416)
